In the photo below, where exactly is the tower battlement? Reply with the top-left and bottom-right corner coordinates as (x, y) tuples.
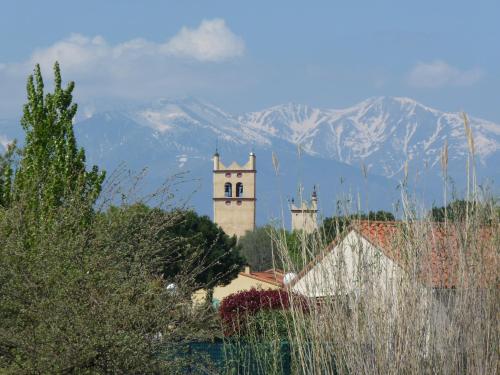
(213, 152), (256, 171)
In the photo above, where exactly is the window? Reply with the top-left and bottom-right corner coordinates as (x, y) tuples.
(225, 200), (231, 205)
(237, 200), (242, 206)
(237, 172), (242, 178)
(236, 182), (243, 197)
(225, 172), (231, 178)
(224, 182), (232, 197)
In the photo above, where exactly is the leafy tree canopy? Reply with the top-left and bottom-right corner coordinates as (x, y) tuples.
(239, 226), (281, 272)
(2, 62), (105, 216)
(321, 210), (395, 243)
(429, 199), (500, 223)
(100, 204), (245, 289)
(165, 209), (245, 288)
(0, 141), (17, 207)
(239, 226), (320, 272)
(0, 63), (220, 373)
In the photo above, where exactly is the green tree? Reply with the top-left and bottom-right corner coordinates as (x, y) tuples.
(11, 62), (104, 216)
(284, 229), (324, 271)
(0, 64), (218, 373)
(239, 226), (280, 271)
(430, 199), (499, 223)
(101, 205), (245, 289)
(161, 209), (245, 288)
(0, 141), (17, 207)
(365, 210), (396, 221)
(0, 193), (218, 373)
(321, 210), (395, 243)
(238, 226), (320, 272)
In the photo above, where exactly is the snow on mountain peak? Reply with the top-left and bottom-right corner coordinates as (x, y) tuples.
(71, 96), (499, 178)
(238, 96), (500, 177)
(1, 96), (498, 216)
(239, 102), (325, 143)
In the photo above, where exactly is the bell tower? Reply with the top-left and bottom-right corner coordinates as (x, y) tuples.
(213, 152), (256, 237)
(290, 187), (318, 233)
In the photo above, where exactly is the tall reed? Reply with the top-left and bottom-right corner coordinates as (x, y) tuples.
(234, 114), (498, 374)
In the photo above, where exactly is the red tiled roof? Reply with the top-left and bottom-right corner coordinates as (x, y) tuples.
(354, 221), (498, 288)
(241, 269), (285, 287)
(291, 221), (498, 289)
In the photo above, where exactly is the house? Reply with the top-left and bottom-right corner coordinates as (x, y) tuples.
(286, 221), (497, 360)
(193, 267), (285, 305)
(290, 221), (497, 298)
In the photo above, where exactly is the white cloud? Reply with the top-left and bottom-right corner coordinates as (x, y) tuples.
(7, 18), (244, 75)
(407, 60), (483, 88)
(0, 19), (246, 116)
(28, 34), (109, 75)
(162, 19), (245, 62)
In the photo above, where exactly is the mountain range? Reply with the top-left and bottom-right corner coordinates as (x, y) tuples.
(1, 96), (499, 225)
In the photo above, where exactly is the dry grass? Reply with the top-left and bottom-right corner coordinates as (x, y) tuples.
(269, 215), (499, 374)
(235, 114), (499, 374)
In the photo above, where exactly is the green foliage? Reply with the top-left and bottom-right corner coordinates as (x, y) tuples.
(283, 230), (318, 270)
(239, 226), (280, 271)
(0, 195), (217, 373)
(239, 226), (315, 271)
(430, 199), (499, 223)
(246, 310), (294, 340)
(321, 210), (395, 243)
(0, 141), (17, 207)
(239, 224), (337, 272)
(101, 204), (245, 289)
(0, 63), (220, 373)
(11, 63), (105, 217)
(164, 209), (245, 288)
(320, 215), (350, 244)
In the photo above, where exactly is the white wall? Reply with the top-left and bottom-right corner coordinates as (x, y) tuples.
(292, 230), (404, 298)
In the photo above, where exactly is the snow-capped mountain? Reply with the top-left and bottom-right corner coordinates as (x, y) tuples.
(131, 97), (270, 147)
(240, 96), (500, 178)
(1, 96), (498, 223)
(71, 98), (397, 221)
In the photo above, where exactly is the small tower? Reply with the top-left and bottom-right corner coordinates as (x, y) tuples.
(290, 187), (318, 233)
(213, 152), (256, 237)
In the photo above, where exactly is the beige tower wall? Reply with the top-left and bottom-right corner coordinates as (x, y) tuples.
(291, 198), (318, 234)
(291, 210), (318, 233)
(213, 154), (256, 238)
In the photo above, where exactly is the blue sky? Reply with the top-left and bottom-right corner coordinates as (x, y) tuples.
(1, 0), (499, 121)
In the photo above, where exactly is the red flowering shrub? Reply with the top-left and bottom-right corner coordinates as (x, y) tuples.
(219, 288), (308, 336)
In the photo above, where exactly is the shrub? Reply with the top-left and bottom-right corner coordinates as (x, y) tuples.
(219, 288), (308, 336)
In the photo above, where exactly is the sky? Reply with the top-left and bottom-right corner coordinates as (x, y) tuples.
(0, 0), (499, 121)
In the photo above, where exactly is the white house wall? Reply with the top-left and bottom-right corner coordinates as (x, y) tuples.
(292, 230), (404, 298)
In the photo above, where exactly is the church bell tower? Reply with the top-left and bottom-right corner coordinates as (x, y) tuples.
(213, 152), (256, 237)
(290, 187), (318, 233)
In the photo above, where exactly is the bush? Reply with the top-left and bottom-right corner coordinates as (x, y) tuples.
(219, 289), (308, 336)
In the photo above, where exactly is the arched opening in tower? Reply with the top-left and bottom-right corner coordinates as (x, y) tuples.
(236, 182), (243, 198)
(224, 182), (232, 197)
